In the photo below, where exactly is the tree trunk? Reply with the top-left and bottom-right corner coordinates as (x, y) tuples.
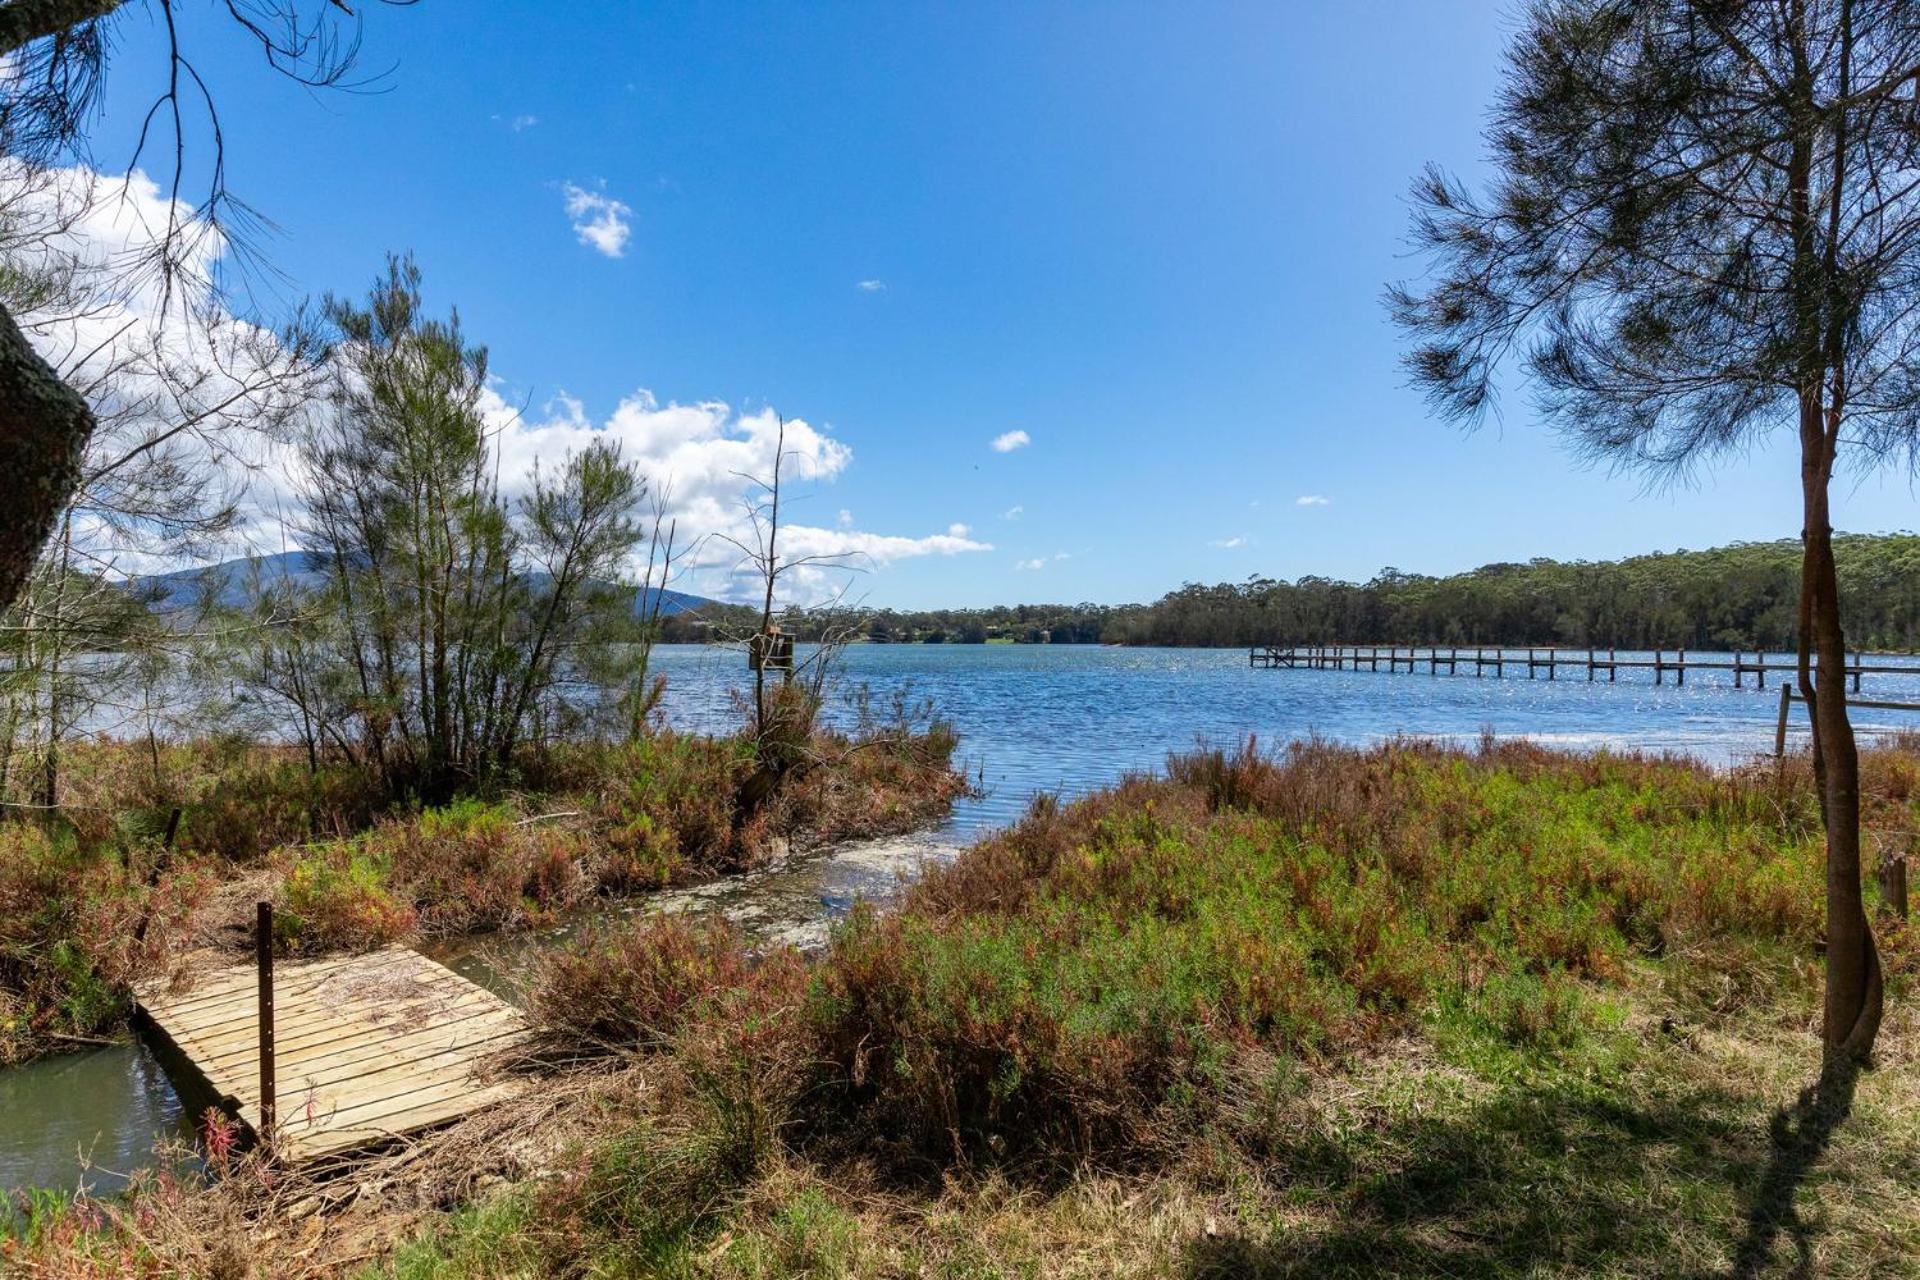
(0, 302), (95, 614)
(0, 0), (124, 56)
(1799, 402), (1883, 1063)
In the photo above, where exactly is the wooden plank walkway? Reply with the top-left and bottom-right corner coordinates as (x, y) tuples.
(134, 946), (530, 1164)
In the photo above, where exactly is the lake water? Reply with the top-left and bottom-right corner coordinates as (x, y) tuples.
(10, 643), (1920, 1196)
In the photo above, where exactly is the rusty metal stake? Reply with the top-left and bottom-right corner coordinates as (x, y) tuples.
(257, 901), (276, 1142)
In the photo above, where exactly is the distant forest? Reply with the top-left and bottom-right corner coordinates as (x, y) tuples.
(664, 533), (1920, 651)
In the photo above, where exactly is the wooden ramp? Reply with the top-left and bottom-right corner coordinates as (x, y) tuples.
(135, 946), (529, 1164)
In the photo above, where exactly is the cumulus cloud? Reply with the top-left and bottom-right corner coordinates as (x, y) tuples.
(1296, 494), (1331, 507)
(990, 429), (1030, 453)
(1015, 557), (1047, 571)
(855, 279), (886, 292)
(561, 182), (632, 258)
(948, 522), (971, 537)
(1002, 505), (1023, 520)
(4, 161), (316, 576)
(486, 390), (991, 600)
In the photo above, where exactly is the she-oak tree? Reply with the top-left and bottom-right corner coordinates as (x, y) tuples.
(1392, 0), (1920, 1061)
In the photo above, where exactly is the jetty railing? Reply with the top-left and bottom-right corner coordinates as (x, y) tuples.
(1249, 643), (1920, 693)
(1773, 685), (1920, 756)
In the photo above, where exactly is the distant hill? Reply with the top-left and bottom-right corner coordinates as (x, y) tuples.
(132, 551), (719, 618)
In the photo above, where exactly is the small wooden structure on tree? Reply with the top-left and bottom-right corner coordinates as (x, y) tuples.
(748, 625), (794, 673)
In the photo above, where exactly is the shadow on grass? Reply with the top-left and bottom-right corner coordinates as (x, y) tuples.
(1180, 1058), (1863, 1279)
(1728, 1056), (1859, 1280)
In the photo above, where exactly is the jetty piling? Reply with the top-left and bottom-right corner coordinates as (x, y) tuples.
(1252, 644), (1913, 696)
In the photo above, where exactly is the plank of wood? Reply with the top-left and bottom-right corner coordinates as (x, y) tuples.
(287, 1082), (526, 1160)
(275, 1039), (528, 1129)
(169, 976), (497, 1050)
(138, 951), (386, 1013)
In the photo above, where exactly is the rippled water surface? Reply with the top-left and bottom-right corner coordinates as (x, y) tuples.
(648, 642), (1920, 838)
(11, 643), (1920, 1195)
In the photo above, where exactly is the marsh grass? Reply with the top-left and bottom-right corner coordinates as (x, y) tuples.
(445, 737), (1920, 1277)
(11, 737), (1920, 1277)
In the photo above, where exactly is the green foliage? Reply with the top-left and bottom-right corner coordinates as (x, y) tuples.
(801, 740), (1897, 1163)
(276, 841), (416, 951)
(793, 533), (1920, 649)
(292, 254), (652, 799)
(0, 825), (200, 1064)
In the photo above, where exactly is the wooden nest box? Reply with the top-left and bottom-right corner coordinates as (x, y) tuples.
(749, 627), (795, 672)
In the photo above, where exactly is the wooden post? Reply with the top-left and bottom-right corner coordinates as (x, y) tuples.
(1677, 647), (1686, 687)
(1588, 646), (1595, 682)
(1609, 647), (1616, 683)
(1734, 649), (1743, 690)
(257, 901), (276, 1142)
(1757, 651), (1766, 690)
(1774, 684), (1793, 758)
(1878, 837), (1909, 922)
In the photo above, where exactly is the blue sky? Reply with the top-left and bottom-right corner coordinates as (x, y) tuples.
(84, 1), (1919, 607)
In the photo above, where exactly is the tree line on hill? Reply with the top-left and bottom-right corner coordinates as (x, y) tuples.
(676, 534), (1920, 651)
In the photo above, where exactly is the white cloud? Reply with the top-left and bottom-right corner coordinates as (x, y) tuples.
(1002, 505), (1023, 520)
(1053, 551), (1070, 561)
(487, 390), (991, 601)
(1015, 557), (1047, 571)
(2, 161), (316, 576)
(855, 279), (886, 292)
(990, 429), (1031, 453)
(561, 182), (632, 258)
(948, 522), (971, 537)
(493, 113), (538, 132)
(1211, 535), (1247, 548)
(1295, 494), (1331, 507)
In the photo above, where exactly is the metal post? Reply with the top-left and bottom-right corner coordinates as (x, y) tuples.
(257, 901), (276, 1141)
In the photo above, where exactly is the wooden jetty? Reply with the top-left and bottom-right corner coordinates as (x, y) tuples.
(134, 923), (529, 1165)
(1249, 643), (1920, 693)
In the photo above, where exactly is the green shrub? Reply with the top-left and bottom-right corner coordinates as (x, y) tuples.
(0, 825), (201, 1063)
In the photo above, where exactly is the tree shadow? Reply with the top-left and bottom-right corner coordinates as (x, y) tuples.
(1728, 1056), (1859, 1280)
(1178, 1056), (1865, 1279)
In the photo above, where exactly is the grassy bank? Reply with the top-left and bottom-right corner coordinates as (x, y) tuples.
(9, 738), (1919, 1277)
(0, 719), (965, 1066)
